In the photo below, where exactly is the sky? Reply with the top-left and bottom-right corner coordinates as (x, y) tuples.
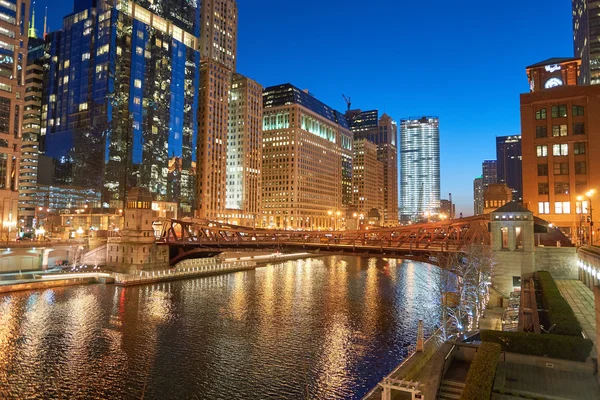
(34, 0), (574, 216)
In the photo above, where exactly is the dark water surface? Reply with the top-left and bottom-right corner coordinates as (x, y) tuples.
(0, 256), (439, 399)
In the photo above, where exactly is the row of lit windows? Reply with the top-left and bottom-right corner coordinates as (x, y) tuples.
(535, 105), (584, 120)
(536, 143), (585, 157)
(538, 201), (589, 215)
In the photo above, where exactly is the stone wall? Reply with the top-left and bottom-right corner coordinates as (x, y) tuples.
(534, 247), (578, 279)
(492, 250), (535, 298)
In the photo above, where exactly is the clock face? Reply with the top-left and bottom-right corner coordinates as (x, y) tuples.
(544, 77), (564, 89)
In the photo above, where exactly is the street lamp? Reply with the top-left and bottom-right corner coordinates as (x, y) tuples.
(578, 190), (595, 245)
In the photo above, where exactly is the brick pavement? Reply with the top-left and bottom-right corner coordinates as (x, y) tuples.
(555, 279), (597, 351)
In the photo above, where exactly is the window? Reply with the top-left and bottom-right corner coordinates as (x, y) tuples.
(535, 126), (547, 138)
(78, 103), (88, 111)
(574, 142), (585, 155)
(573, 122), (585, 135)
(133, 97), (141, 105)
(554, 182), (570, 194)
(535, 108), (546, 120)
(538, 201), (550, 214)
(536, 145), (547, 157)
(537, 164), (548, 176)
(576, 200), (589, 214)
(552, 143), (568, 156)
(552, 124), (567, 137)
(134, 79), (142, 88)
(572, 105), (584, 116)
(576, 161), (586, 174)
(555, 201), (571, 214)
(553, 162), (569, 175)
(82, 52), (90, 61)
(538, 183), (549, 195)
(551, 104), (567, 118)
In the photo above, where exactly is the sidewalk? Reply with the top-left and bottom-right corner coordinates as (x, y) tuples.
(555, 279), (597, 353)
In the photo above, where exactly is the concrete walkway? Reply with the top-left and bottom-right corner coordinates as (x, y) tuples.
(555, 280), (597, 352)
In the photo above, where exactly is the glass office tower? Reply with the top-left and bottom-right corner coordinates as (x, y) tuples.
(399, 116), (440, 220)
(42, 0), (200, 213)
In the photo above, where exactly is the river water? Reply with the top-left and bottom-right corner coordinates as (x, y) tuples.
(0, 256), (440, 399)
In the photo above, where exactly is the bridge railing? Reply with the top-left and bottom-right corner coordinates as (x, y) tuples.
(113, 260), (257, 285)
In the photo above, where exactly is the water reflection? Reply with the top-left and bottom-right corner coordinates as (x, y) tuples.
(0, 256), (439, 400)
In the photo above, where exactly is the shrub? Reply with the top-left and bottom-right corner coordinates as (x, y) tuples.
(460, 342), (501, 400)
(480, 330), (593, 362)
(536, 271), (582, 337)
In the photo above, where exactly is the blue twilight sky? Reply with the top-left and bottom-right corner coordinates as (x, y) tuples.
(36, 0), (573, 216)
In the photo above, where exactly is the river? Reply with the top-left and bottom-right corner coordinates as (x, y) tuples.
(0, 255), (440, 399)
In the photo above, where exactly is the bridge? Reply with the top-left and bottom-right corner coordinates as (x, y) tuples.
(156, 215), (492, 265)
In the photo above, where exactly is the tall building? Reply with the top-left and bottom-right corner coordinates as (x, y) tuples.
(346, 109), (398, 225)
(42, 0), (201, 213)
(0, 0), (30, 237)
(19, 31), (44, 229)
(573, 1), (599, 84)
(261, 84), (350, 230)
(473, 177), (484, 215)
(521, 82), (600, 242)
(196, 0), (237, 220)
(482, 160), (497, 187)
(352, 139), (384, 217)
(496, 135), (523, 203)
(399, 116), (440, 220)
(225, 73), (262, 226)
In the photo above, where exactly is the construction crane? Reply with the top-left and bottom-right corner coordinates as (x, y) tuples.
(342, 94), (351, 111)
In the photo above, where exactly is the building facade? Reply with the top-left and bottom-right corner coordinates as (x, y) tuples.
(42, 0), (201, 213)
(20, 35), (44, 229)
(346, 109), (398, 225)
(526, 57), (581, 90)
(352, 139), (383, 217)
(400, 116), (440, 220)
(482, 160), (497, 187)
(521, 84), (600, 242)
(0, 0), (30, 238)
(261, 84), (349, 230)
(573, 1), (599, 84)
(225, 72), (262, 226)
(496, 135), (523, 203)
(196, 0), (237, 220)
(473, 177), (484, 215)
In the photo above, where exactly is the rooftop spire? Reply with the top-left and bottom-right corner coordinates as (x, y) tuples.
(43, 6), (47, 39)
(28, 1), (36, 38)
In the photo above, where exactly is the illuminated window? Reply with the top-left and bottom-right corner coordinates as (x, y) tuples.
(552, 124), (567, 137)
(538, 201), (550, 214)
(536, 145), (547, 157)
(82, 53), (90, 61)
(554, 201), (570, 214)
(78, 103), (88, 111)
(133, 97), (141, 105)
(552, 143), (568, 156)
(134, 79), (142, 89)
(535, 108), (546, 120)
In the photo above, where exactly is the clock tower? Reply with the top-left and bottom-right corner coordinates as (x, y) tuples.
(526, 58), (581, 93)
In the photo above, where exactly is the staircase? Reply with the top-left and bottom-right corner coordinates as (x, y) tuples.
(438, 380), (465, 399)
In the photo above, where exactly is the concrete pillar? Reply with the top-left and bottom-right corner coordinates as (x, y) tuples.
(508, 226), (516, 251)
(42, 248), (51, 269)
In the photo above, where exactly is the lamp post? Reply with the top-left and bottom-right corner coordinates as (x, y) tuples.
(577, 189), (595, 245)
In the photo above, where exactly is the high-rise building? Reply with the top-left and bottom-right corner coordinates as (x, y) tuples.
(473, 177), (484, 215)
(399, 116), (440, 220)
(225, 73), (262, 226)
(496, 136), (523, 203)
(0, 0), (30, 237)
(352, 139), (383, 217)
(19, 30), (44, 229)
(42, 0), (201, 213)
(521, 83), (600, 242)
(261, 84), (350, 230)
(439, 198), (455, 219)
(196, 0), (237, 220)
(346, 109), (398, 225)
(573, 1), (600, 84)
(482, 160), (497, 187)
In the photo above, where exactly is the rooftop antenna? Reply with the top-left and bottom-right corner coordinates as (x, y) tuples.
(342, 94), (351, 111)
(28, 1), (36, 38)
(43, 7), (47, 38)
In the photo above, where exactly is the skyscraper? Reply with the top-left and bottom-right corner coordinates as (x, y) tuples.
(0, 0), (30, 234)
(496, 135), (523, 203)
(346, 109), (398, 226)
(399, 117), (440, 220)
(196, 0), (237, 220)
(573, 0), (599, 84)
(261, 84), (349, 230)
(482, 160), (497, 187)
(352, 139), (384, 217)
(225, 73), (262, 226)
(43, 0), (201, 213)
(473, 177), (484, 215)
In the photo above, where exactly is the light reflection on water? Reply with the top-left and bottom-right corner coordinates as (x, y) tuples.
(0, 256), (439, 399)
